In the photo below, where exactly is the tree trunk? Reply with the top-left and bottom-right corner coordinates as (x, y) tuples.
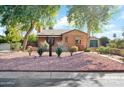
(22, 21), (35, 51)
(49, 44), (52, 56)
(87, 23), (91, 48)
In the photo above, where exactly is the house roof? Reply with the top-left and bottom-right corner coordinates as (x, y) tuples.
(37, 29), (87, 36)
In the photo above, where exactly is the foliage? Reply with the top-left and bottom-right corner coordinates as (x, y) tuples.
(109, 39), (124, 49)
(56, 47), (63, 57)
(109, 48), (124, 57)
(0, 35), (8, 43)
(67, 6), (117, 35)
(0, 5), (60, 50)
(96, 46), (110, 54)
(68, 46), (78, 56)
(5, 25), (22, 43)
(11, 42), (22, 51)
(27, 46), (33, 56)
(84, 48), (91, 52)
(37, 48), (44, 57)
(28, 34), (37, 43)
(109, 48), (120, 55)
(99, 37), (109, 47)
(109, 41), (117, 48)
(120, 58), (124, 62)
(39, 41), (49, 51)
(120, 50), (124, 57)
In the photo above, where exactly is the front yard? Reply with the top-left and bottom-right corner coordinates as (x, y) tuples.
(0, 51), (124, 71)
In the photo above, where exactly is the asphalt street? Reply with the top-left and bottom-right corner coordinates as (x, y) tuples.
(0, 72), (124, 87)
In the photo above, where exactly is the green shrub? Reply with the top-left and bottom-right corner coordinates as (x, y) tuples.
(37, 48), (44, 57)
(120, 50), (124, 57)
(28, 34), (37, 43)
(11, 42), (21, 51)
(84, 48), (91, 52)
(68, 46), (78, 56)
(109, 48), (120, 55)
(109, 39), (124, 49)
(96, 46), (109, 54)
(56, 47), (63, 57)
(0, 36), (8, 43)
(120, 58), (124, 62)
(109, 43), (117, 48)
(99, 37), (109, 47)
(118, 42), (124, 49)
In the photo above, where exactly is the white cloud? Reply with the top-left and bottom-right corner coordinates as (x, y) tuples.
(54, 16), (69, 29)
(95, 29), (123, 39)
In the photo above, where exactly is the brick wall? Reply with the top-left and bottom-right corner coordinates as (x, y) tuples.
(62, 30), (88, 51)
(38, 30), (88, 51)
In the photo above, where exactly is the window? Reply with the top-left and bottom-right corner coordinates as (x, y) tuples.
(65, 37), (68, 42)
(75, 37), (81, 44)
(90, 40), (98, 47)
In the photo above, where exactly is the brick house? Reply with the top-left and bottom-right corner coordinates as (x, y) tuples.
(37, 29), (89, 51)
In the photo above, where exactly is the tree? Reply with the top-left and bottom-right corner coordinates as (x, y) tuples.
(0, 5), (60, 50)
(67, 5), (117, 47)
(99, 37), (109, 47)
(5, 25), (22, 43)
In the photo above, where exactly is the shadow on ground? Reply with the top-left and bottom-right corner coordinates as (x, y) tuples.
(0, 72), (105, 87)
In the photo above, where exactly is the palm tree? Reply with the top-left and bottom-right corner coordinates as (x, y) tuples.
(113, 33), (117, 39)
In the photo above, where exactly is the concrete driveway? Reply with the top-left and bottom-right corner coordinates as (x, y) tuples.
(0, 72), (124, 87)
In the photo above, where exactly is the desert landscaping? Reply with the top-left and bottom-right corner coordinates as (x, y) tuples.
(0, 51), (124, 71)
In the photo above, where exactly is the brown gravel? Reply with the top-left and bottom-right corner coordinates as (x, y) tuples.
(0, 51), (124, 71)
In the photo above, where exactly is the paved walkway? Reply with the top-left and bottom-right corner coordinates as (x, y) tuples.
(0, 52), (124, 71)
(0, 72), (124, 87)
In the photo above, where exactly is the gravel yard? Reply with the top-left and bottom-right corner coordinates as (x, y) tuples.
(0, 51), (124, 71)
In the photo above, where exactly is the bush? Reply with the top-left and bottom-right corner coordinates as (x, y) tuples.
(0, 36), (8, 43)
(96, 46), (109, 54)
(11, 42), (22, 51)
(28, 34), (37, 43)
(56, 47), (63, 57)
(37, 48), (44, 57)
(99, 37), (109, 47)
(68, 46), (78, 56)
(118, 42), (124, 49)
(109, 48), (124, 57)
(109, 39), (124, 49)
(109, 48), (120, 55)
(120, 50), (124, 57)
(120, 58), (124, 62)
(39, 41), (49, 51)
(84, 48), (91, 52)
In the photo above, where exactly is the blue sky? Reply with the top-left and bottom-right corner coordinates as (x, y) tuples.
(0, 5), (124, 39)
(54, 5), (124, 39)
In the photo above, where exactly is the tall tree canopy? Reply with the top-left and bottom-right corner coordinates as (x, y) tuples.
(67, 5), (117, 47)
(0, 5), (60, 50)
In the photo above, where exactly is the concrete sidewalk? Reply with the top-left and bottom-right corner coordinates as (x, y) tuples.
(0, 72), (124, 87)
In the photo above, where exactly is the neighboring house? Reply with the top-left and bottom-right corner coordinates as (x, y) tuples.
(37, 29), (99, 51)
